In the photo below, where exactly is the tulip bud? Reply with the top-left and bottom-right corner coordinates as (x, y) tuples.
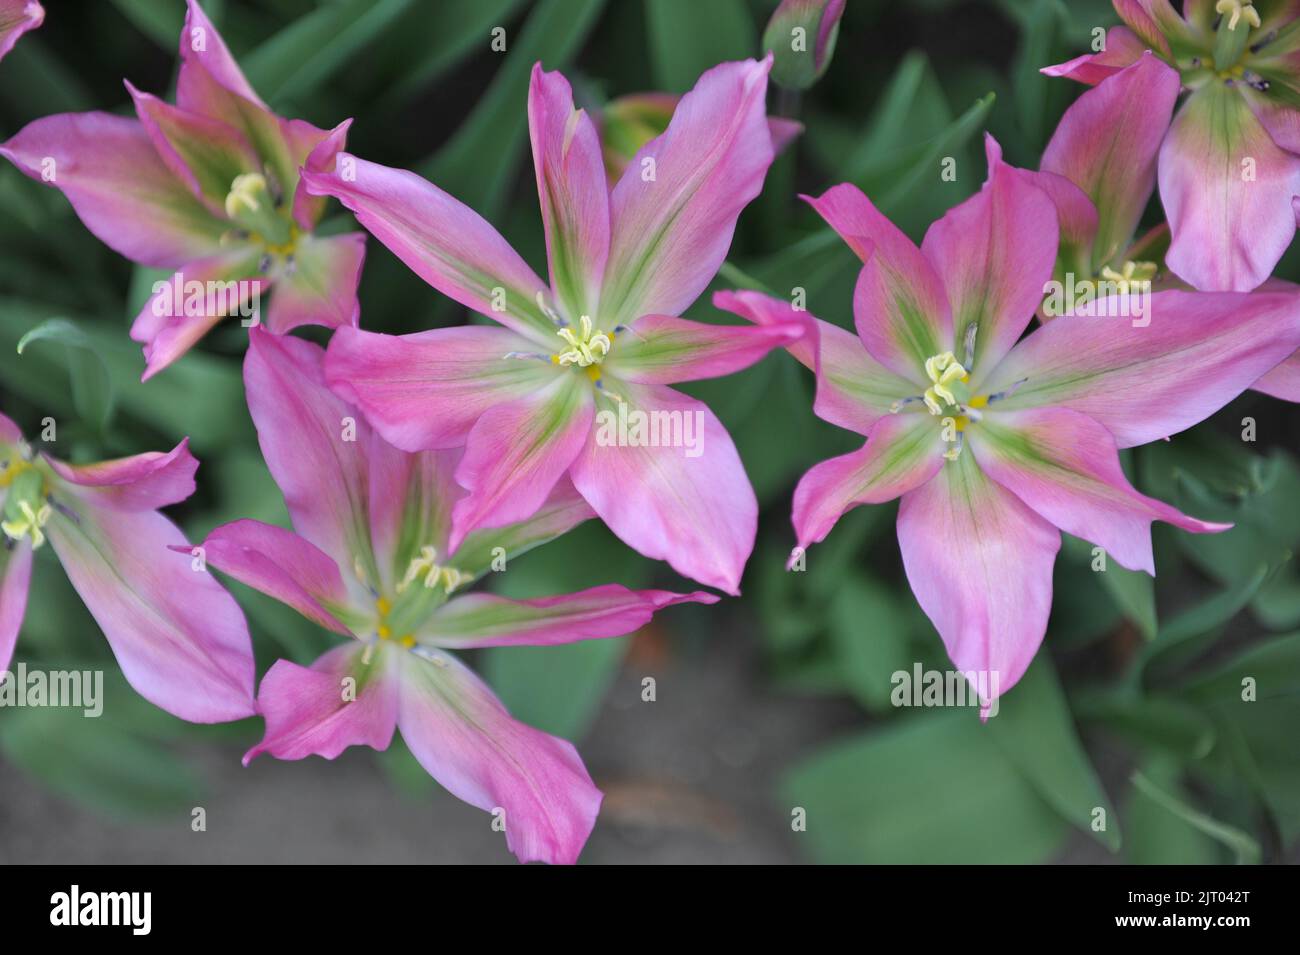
(762, 0), (845, 91)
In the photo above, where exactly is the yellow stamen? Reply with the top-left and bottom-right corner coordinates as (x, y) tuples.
(1, 500), (52, 549)
(397, 545), (465, 595)
(967, 395), (989, 409)
(375, 596), (392, 616)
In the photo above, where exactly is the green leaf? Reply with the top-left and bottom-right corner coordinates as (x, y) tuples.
(108, 0), (185, 49)
(828, 573), (921, 712)
(1181, 632), (1300, 702)
(646, 0), (755, 94)
(16, 318), (116, 433)
(780, 710), (1070, 863)
(383, 0), (529, 102)
(1130, 770), (1261, 864)
(482, 637), (628, 739)
(988, 657), (1121, 850)
(1125, 759), (1223, 864)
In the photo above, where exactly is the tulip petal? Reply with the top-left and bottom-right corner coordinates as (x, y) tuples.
(195, 519), (354, 636)
(449, 476), (595, 582)
(1041, 52), (1180, 270)
(46, 503), (255, 722)
(368, 447), (461, 591)
(177, 0), (265, 110)
(0, 538), (32, 673)
(1161, 82), (1300, 292)
(570, 382), (756, 594)
(1254, 347), (1300, 401)
(712, 289), (919, 434)
(245, 641), (398, 764)
(603, 313), (805, 384)
(323, 325), (558, 452)
(971, 407), (1229, 575)
(984, 290), (1300, 447)
(423, 584), (717, 648)
(805, 182), (952, 379)
(300, 155), (557, 343)
(396, 649), (602, 865)
(0, 0), (42, 63)
(921, 135), (1059, 380)
(45, 439), (197, 510)
(264, 231), (365, 334)
(449, 375), (594, 549)
(897, 452), (1061, 703)
(602, 58), (774, 328)
(1041, 26), (1147, 86)
(528, 64), (609, 322)
(792, 412), (945, 549)
(0, 112), (227, 267)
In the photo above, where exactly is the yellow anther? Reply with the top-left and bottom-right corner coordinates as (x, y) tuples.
(399, 635), (416, 649)
(967, 395), (989, 409)
(554, 314), (612, 368)
(397, 545), (465, 595)
(0, 458), (33, 488)
(1216, 0), (1260, 31)
(2, 500), (52, 550)
(224, 172), (267, 219)
(375, 596), (392, 616)
(922, 351), (969, 415)
(377, 624), (391, 639)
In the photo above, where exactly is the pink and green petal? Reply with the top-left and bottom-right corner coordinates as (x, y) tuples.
(0, 112), (227, 268)
(985, 290), (1300, 447)
(263, 231), (365, 334)
(1041, 52), (1180, 270)
(602, 313), (805, 385)
(46, 505), (255, 722)
(449, 375), (594, 549)
(971, 407), (1229, 575)
(1111, 0), (1182, 55)
(245, 641), (398, 764)
(45, 439), (197, 510)
(300, 154), (557, 342)
(1041, 26), (1147, 85)
(193, 519), (354, 636)
(177, 0), (265, 110)
(569, 382), (756, 594)
(528, 64), (610, 322)
(0, 538), (32, 673)
(805, 182), (952, 379)
(423, 584), (717, 649)
(791, 412), (944, 550)
(601, 58), (775, 328)
(367, 447), (461, 591)
(323, 325), (557, 452)
(921, 135), (1059, 379)
(896, 452), (1061, 704)
(712, 289), (918, 434)
(395, 650), (601, 865)
(0, 0), (41, 62)
(1160, 82), (1300, 292)
(449, 476), (595, 581)
(292, 119), (351, 231)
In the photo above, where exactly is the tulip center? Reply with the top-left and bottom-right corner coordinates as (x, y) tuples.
(552, 314), (613, 369)
(921, 351), (969, 416)
(1, 461), (51, 550)
(1099, 260), (1158, 293)
(363, 546), (467, 647)
(1216, 0), (1260, 33)
(223, 172), (296, 253)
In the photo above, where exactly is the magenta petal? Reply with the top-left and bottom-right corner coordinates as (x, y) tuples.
(603, 58), (774, 327)
(1161, 83), (1300, 292)
(985, 290), (1300, 447)
(972, 407), (1229, 575)
(324, 325), (557, 453)
(0, 0), (42, 63)
(196, 519), (354, 635)
(528, 64), (610, 321)
(603, 313), (805, 384)
(449, 376), (594, 549)
(292, 119), (351, 230)
(178, 0), (266, 109)
(712, 289), (918, 434)
(1041, 27), (1148, 85)
(1, 112), (226, 268)
(570, 382), (756, 594)
(792, 412), (945, 550)
(805, 182), (952, 379)
(47, 505), (255, 722)
(396, 650), (602, 865)
(264, 232), (365, 334)
(0, 538), (32, 673)
(921, 135), (1058, 379)
(45, 439), (197, 510)
(300, 154), (556, 342)
(425, 584), (718, 648)
(245, 641), (398, 764)
(1254, 347), (1300, 402)
(897, 453), (1061, 702)
(449, 475), (597, 578)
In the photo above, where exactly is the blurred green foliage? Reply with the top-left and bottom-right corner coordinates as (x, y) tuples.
(1, 0), (1297, 863)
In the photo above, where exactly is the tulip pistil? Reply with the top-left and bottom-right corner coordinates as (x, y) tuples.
(1, 463), (51, 549)
(552, 314), (613, 369)
(922, 351), (969, 415)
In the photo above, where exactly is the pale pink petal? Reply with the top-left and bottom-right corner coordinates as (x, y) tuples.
(300, 154), (557, 343)
(1, 112), (227, 267)
(805, 182), (952, 379)
(1254, 347), (1300, 401)
(448, 476), (596, 580)
(528, 64), (609, 322)
(323, 325), (557, 452)
(0, 0), (42, 62)
(1041, 26), (1147, 85)
(712, 289), (919, 434)
(570, 382), (756, 594)
(263, 232), (365, 334)
(449, 376), (594, 549)
(396, 650), (601, 865)
(1161, 82), (1300, 292)
(193, 519), (354, 636)
(921, 135), (1058, 380)
(0, 538), (32, 673)
(897, 454), (1061, 703)
(45, 439), (196, 510)
(984, 290), (1300, 447)
(177, 0), (265, 109)
(792, 412), (945, 550)
(245, 641), (398, 764)
(602, 58), (774, 327)
(292, 119), (351, 230)
(602, 313), (805, 384)
(971, 407), (1229, 575)
(424, 584), (717, 648)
